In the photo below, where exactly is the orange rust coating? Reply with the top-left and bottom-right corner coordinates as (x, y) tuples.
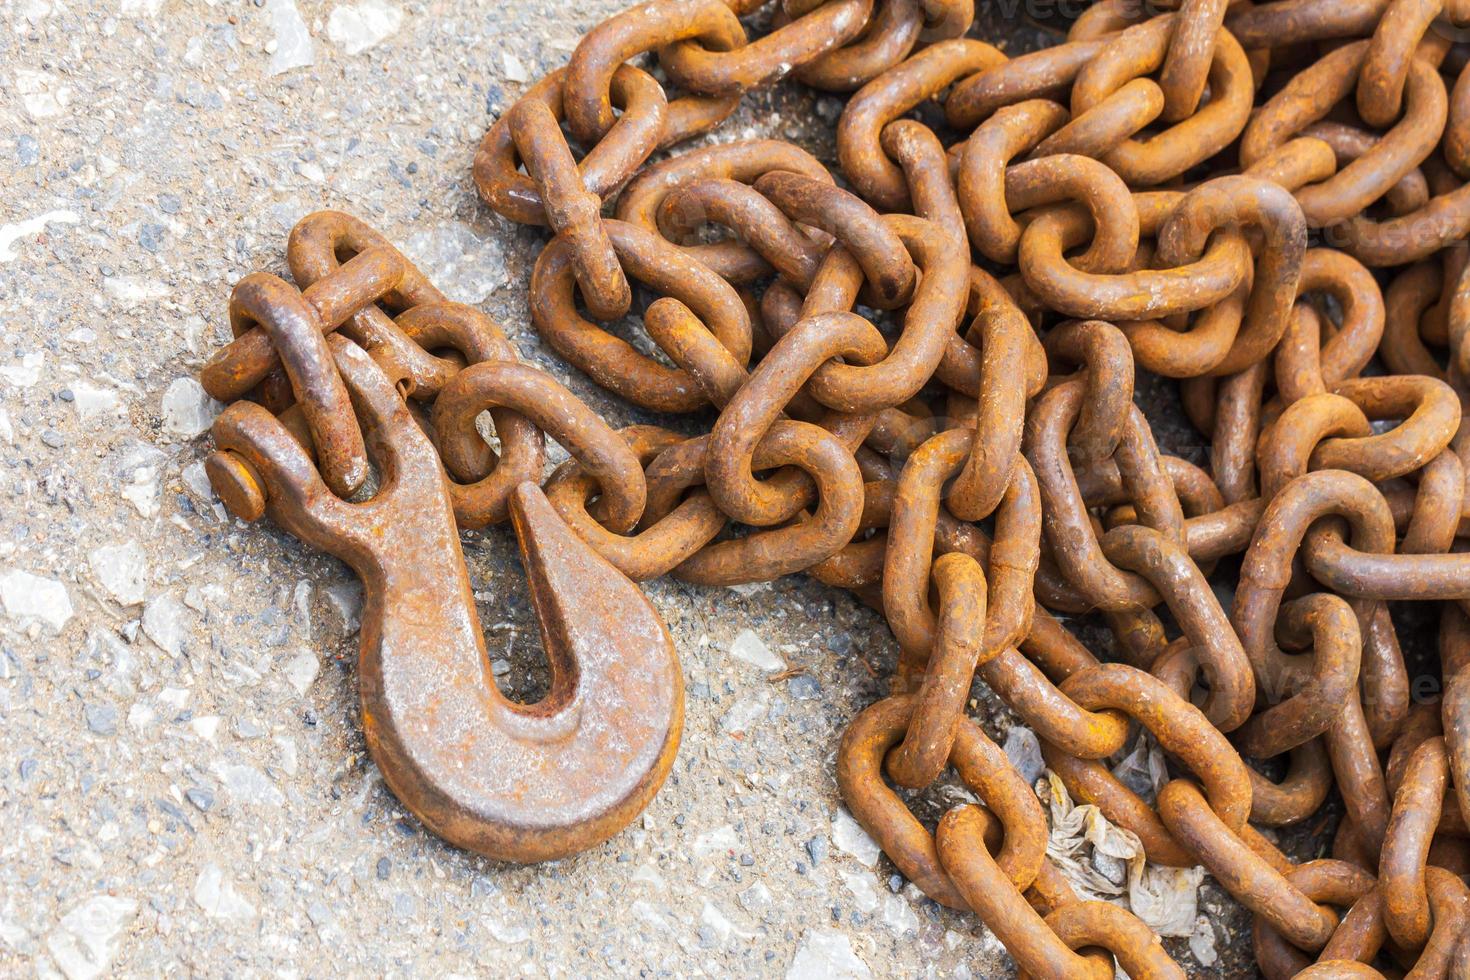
(196, 2), (1470, 974)
(210, 339), (682, 863)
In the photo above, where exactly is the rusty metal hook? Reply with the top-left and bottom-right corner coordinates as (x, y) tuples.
(205, 337), (683, 862)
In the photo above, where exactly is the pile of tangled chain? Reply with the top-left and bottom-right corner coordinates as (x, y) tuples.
(197, 0), (1470, 973)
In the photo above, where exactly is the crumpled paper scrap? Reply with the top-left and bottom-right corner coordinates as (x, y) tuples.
(1037, 767), (1204, 939)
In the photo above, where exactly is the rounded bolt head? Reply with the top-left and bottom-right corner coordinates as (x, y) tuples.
(206, 450), (267, 522)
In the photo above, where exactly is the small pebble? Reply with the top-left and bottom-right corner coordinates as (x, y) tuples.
(789, 674), (821, 700)
(84, 703), (118, 735)
(138, 223), (166, 252)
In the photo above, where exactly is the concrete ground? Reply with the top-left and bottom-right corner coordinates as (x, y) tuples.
(1, 1), (1268, 976)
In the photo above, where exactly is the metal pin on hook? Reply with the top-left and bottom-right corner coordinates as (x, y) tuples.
(207, 337), (683, 862)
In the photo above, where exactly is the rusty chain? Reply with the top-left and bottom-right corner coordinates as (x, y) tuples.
(196, 0), (1470, 972)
